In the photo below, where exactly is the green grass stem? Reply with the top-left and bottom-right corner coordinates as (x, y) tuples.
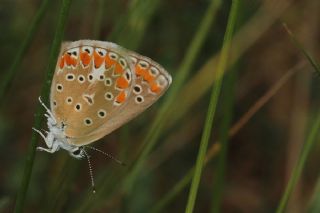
(185, 0), (238, 212)
(14, 0), (72, 212)
(0, 0), (51, 102)
(276, 23), (320, 213)
(211, 69), (236, 212)
(276, 112), (320, 213)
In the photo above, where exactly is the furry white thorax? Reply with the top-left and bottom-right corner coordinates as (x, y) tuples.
(33, 97), (85, 159)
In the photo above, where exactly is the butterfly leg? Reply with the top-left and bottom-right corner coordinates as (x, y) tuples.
(32, 127), (54, 149)
(38, 96), (57, 124)
(32, 127), (47, 141)
(36, 143), (60, 153)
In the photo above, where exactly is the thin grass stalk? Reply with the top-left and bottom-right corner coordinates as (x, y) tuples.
(307, 175), (320, 213)
(283, 23), (320, 73)
(151, 63), (302, 212)
(14, 0), (72, 212)
(276, 112), (320, 213)
(0, 0), (51, 102)
(276, 23), (320, 213)
(185, 1), (238, 212)
(122, 0), (222, 193)
(211, 68), (236, 212)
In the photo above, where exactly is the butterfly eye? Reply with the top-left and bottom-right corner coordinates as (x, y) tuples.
(73, 149), (81, 155)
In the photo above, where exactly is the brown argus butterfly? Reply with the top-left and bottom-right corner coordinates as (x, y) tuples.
(34, 40), (172, 160)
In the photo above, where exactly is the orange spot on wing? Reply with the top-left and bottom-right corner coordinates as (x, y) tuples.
(116, 91), (126, 103)
(114, 62), (124, 74)
(80, 52), (91, 66)
(143, 70), (155, 83)
(116, 76), (129, 89)
(135, 65), (145, 76)
(59, 56), (65, 69)
(150, 82), (161, 93)
(93, 52), (104, 68)
(105, 55), (116, 68)
(64, 53), (77, 67)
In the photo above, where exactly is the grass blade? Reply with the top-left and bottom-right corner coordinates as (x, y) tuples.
(14, 0), (72, 211)
(276, 112), (320, 213)
(185, 0), (239, 212)
(276, 24), (320, 213)
(0, 0), (51, 101)
(211, 68), (236, 212)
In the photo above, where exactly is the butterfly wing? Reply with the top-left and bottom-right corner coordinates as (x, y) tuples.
(69, 50), (172, 145)
(50, 40), (135, 145)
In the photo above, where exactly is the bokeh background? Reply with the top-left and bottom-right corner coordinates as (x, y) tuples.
(1, 0), (320, 212)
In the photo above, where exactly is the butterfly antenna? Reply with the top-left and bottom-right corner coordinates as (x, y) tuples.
(82, 148), (96, 194)
(85, 146), (126, 166)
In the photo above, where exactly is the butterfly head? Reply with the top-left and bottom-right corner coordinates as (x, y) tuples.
(69, 146), (86, 159)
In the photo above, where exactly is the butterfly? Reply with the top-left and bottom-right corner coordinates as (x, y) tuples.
(34, 40), (172, 160)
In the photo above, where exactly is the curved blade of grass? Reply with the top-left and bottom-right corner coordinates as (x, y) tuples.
(276, 112), (320, 213)
(211, 68), (236, 212)
(282, 23), (320, 73)
(122, 0), (222, 194)
(14, 0), (72, 212)
(276, 25), (320, 213)
(185, 1), (238, 212)
(0, 0), (51, 102)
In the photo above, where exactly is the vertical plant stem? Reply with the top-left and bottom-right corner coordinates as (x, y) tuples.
(185, 0), (238, 212)
(276, 112), (320, 213)
(122, 0), (222, 193)
(14, 0), (72, 212)
(276, 21), (320, 213)
(211, 69), (236, 212)
(0, 0), (51, 101)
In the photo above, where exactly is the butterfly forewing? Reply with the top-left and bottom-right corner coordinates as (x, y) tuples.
(50, 40), (171, 146)
(51, 41), (135, 145)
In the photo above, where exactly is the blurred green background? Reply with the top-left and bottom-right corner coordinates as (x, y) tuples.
(1, 0), (320, 212)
